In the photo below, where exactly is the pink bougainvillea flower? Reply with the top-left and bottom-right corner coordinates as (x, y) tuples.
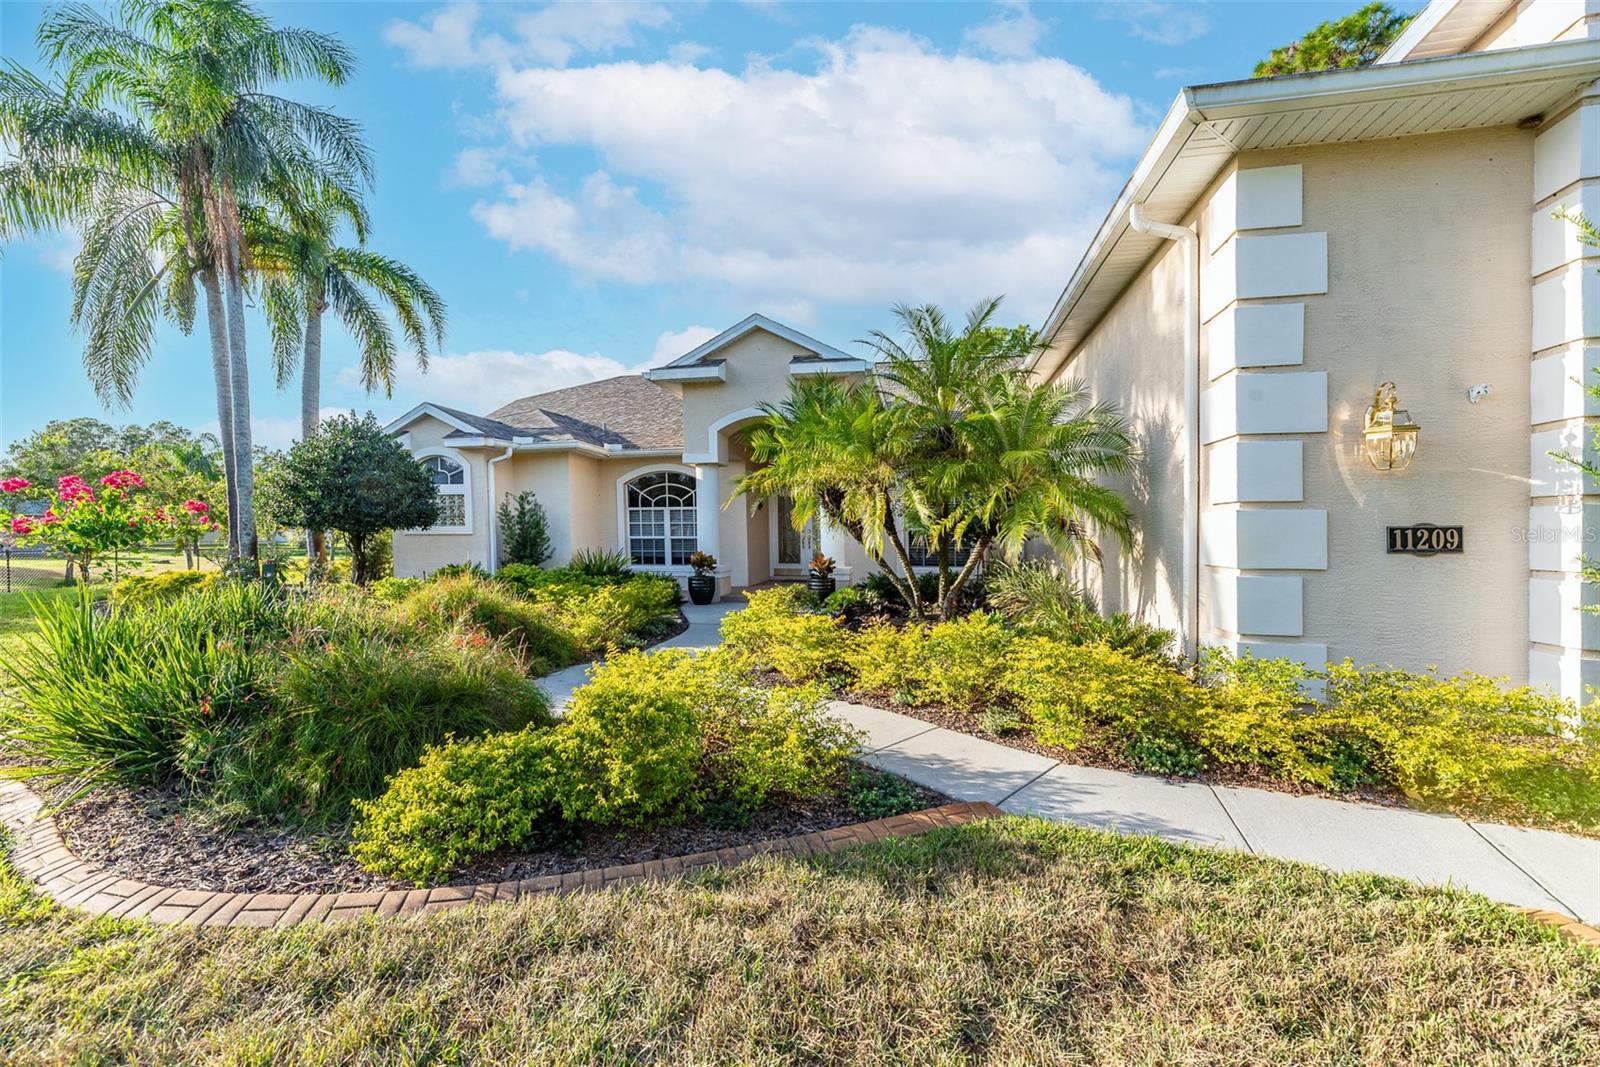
(182, 499), (210, 514)
(100, 470), (146, 490)
(10, 516), (33, 535)
(39, 510), (60, 525)
(57, 475), (94, 503)
(0, 477), (30, 493)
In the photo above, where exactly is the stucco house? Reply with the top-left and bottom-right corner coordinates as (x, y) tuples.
(393, 0), (1600, 702)
(387, 314), (880, 599)
(1029, 0), (1600, 702)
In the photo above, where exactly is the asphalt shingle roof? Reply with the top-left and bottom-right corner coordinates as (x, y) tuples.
(444, 375), (682, 451)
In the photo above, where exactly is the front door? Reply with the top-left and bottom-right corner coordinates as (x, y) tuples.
(774, 495), (819, 569)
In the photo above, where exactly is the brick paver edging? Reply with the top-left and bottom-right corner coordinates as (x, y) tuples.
(0, 780), (1001, 928)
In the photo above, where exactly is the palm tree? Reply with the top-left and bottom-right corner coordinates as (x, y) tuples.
(739, 298), (1138, 621)
(251, 191), (446, 560)
(1, 0), (369, 560)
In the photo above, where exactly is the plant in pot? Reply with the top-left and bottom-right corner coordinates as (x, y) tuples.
(687, 551), (718, 605)
(807, 552), (837, 599)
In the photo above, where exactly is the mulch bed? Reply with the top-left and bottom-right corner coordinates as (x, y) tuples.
(49, 768), (948, 896)
(839, 688), (1410, 809)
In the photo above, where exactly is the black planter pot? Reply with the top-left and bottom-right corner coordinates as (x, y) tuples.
(687, 573), (717, 605)
(806, 575), (836, 599)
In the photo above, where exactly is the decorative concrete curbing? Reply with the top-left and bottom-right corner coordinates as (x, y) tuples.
(0, 780), (1001, 928)
(1511, 907), (1600, 948)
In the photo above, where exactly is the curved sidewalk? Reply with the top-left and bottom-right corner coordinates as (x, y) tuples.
(836, 698), (1600, 925)
(555, 600), (1600, 926)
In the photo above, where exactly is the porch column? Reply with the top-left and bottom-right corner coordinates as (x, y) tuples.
(820, 519), (854, 585)
(693, 462), (722, 570)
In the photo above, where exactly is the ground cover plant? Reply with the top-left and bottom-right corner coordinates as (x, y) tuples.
(4, 817), (1599, 1064)
(723, 585), (1600, 832)
(352, 648), (861, 884)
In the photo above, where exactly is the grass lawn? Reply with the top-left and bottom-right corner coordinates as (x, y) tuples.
(3, 818), (1596, 1064)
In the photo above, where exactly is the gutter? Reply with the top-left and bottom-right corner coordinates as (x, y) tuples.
(486, 445), (514, 573)
(1126, 203), (1200, 663)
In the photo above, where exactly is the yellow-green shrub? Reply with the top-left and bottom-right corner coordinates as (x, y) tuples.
(720, 585), (847, 682)
(844, 622), (928, 700)
(920, 611), (1014, 711)
(552, 650), (703, 826)
(350, 727), (559, 885)
(1198, 649), (1344, 786)
(397, 574), (577, 675)
(1321, 661), (1600, 826)
(1006, 639), (1204, 751)
(110, 570), (218, 605)
(685, 651), (860, 810)
(542, 576), (680, 656)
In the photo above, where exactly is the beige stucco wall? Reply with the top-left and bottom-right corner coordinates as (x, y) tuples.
(502, 453), (575, 564)
(1251, 128), (1533, 678)
(679, 330), (814, 461)
(1467, 0), (1596, 52)
(390, 416), (491, 577)
(1037, 231), (1191, 636)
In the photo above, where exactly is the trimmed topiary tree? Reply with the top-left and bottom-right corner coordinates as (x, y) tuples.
(260, 413), (437, 585)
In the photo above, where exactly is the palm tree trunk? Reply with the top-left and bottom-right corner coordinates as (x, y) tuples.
(301, 303), (328, 565)
(222, 230), (257, 561)
(199, 268), (240, 551)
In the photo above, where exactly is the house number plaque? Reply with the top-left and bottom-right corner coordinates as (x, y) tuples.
(1386, 524), (1463, 556)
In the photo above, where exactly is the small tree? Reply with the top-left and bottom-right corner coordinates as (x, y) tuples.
(0, 470), (166, 582)
(1253, 3), (1413, 78)
(498, 491), (552, 567)
(260, 414), (437, 585)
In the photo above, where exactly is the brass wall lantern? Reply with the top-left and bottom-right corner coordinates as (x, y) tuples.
(1363, 381), (1420, 471)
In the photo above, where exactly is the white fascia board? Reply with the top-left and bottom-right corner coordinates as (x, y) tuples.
(1036, 37), (1600, 366)
(1374, 0), (1467, 64)
(665, 313), (853, 368)
(789, 358), (872, 376)
(644, 363), (728, 383)
(603, 445), (684, 458)
(384, 402), (489, 437)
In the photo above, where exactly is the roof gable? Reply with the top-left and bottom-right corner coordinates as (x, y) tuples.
(665, 313), (854, 367)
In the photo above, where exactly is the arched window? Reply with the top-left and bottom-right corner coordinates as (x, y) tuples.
(421, 454), (468, 529)
(626, 471), (696, 565)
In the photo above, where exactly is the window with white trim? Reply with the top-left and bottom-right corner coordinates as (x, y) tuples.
(906, 528), (979, 569)
(626, 471), (696, 566)
(422, 455), (467, 529)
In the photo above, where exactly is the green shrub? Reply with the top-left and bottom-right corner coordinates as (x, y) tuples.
(367, 576), (424, 603)
(919, 611), (1013, 711)
(1197, 649), (1343, 786)
(1126, 734), (1207, 777)
(721, 585), (847, 682)
(0, 585), (275, 795)
(497, 491), (552, 567)
(397, 574), (577, 675)
(534, 575), (680, 657)
(551, 650), (703, 826)
(208, 626), (552, 825)
(109, 570), (218, 606)
(569, 547), (633, 577)
(686, 651), (859, 811)
(351, 727), (559, 885)
(1005, 638), (1203, 751)
(822, 586), (869, 615)
(844, 622), (928, 700)
(431, 562), (487, 580)
(985, 560), (1088, 622)
(1322, 661), (1600, 826)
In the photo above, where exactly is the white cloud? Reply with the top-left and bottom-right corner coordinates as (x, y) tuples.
(667, 40), (713, 65)
(964, 1), (1048, 59)
(385, 1), (672, 70)
(459, 25), (1144, 318)
(1096, 2), (1211, 47)
(651, 325), (718, 364)
(446, 146), (511, 187)
(202, 408), (353, 451)
(362, 325), (711, 414)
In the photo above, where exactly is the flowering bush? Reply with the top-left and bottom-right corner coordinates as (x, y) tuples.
(0, 469), (200, 581)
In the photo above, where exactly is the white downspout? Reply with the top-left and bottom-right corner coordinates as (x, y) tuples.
(1127, 202), (1200, 663)
(486, 445), (514, 573)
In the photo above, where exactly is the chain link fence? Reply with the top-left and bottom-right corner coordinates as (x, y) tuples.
(0, 544), (218, 593)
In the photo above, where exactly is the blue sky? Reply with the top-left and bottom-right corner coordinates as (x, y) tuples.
(0, 0), (1354, 450)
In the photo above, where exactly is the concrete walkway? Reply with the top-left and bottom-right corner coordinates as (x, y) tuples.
(542, 599), (1600, 924)
(839, 699), (1600, 924)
